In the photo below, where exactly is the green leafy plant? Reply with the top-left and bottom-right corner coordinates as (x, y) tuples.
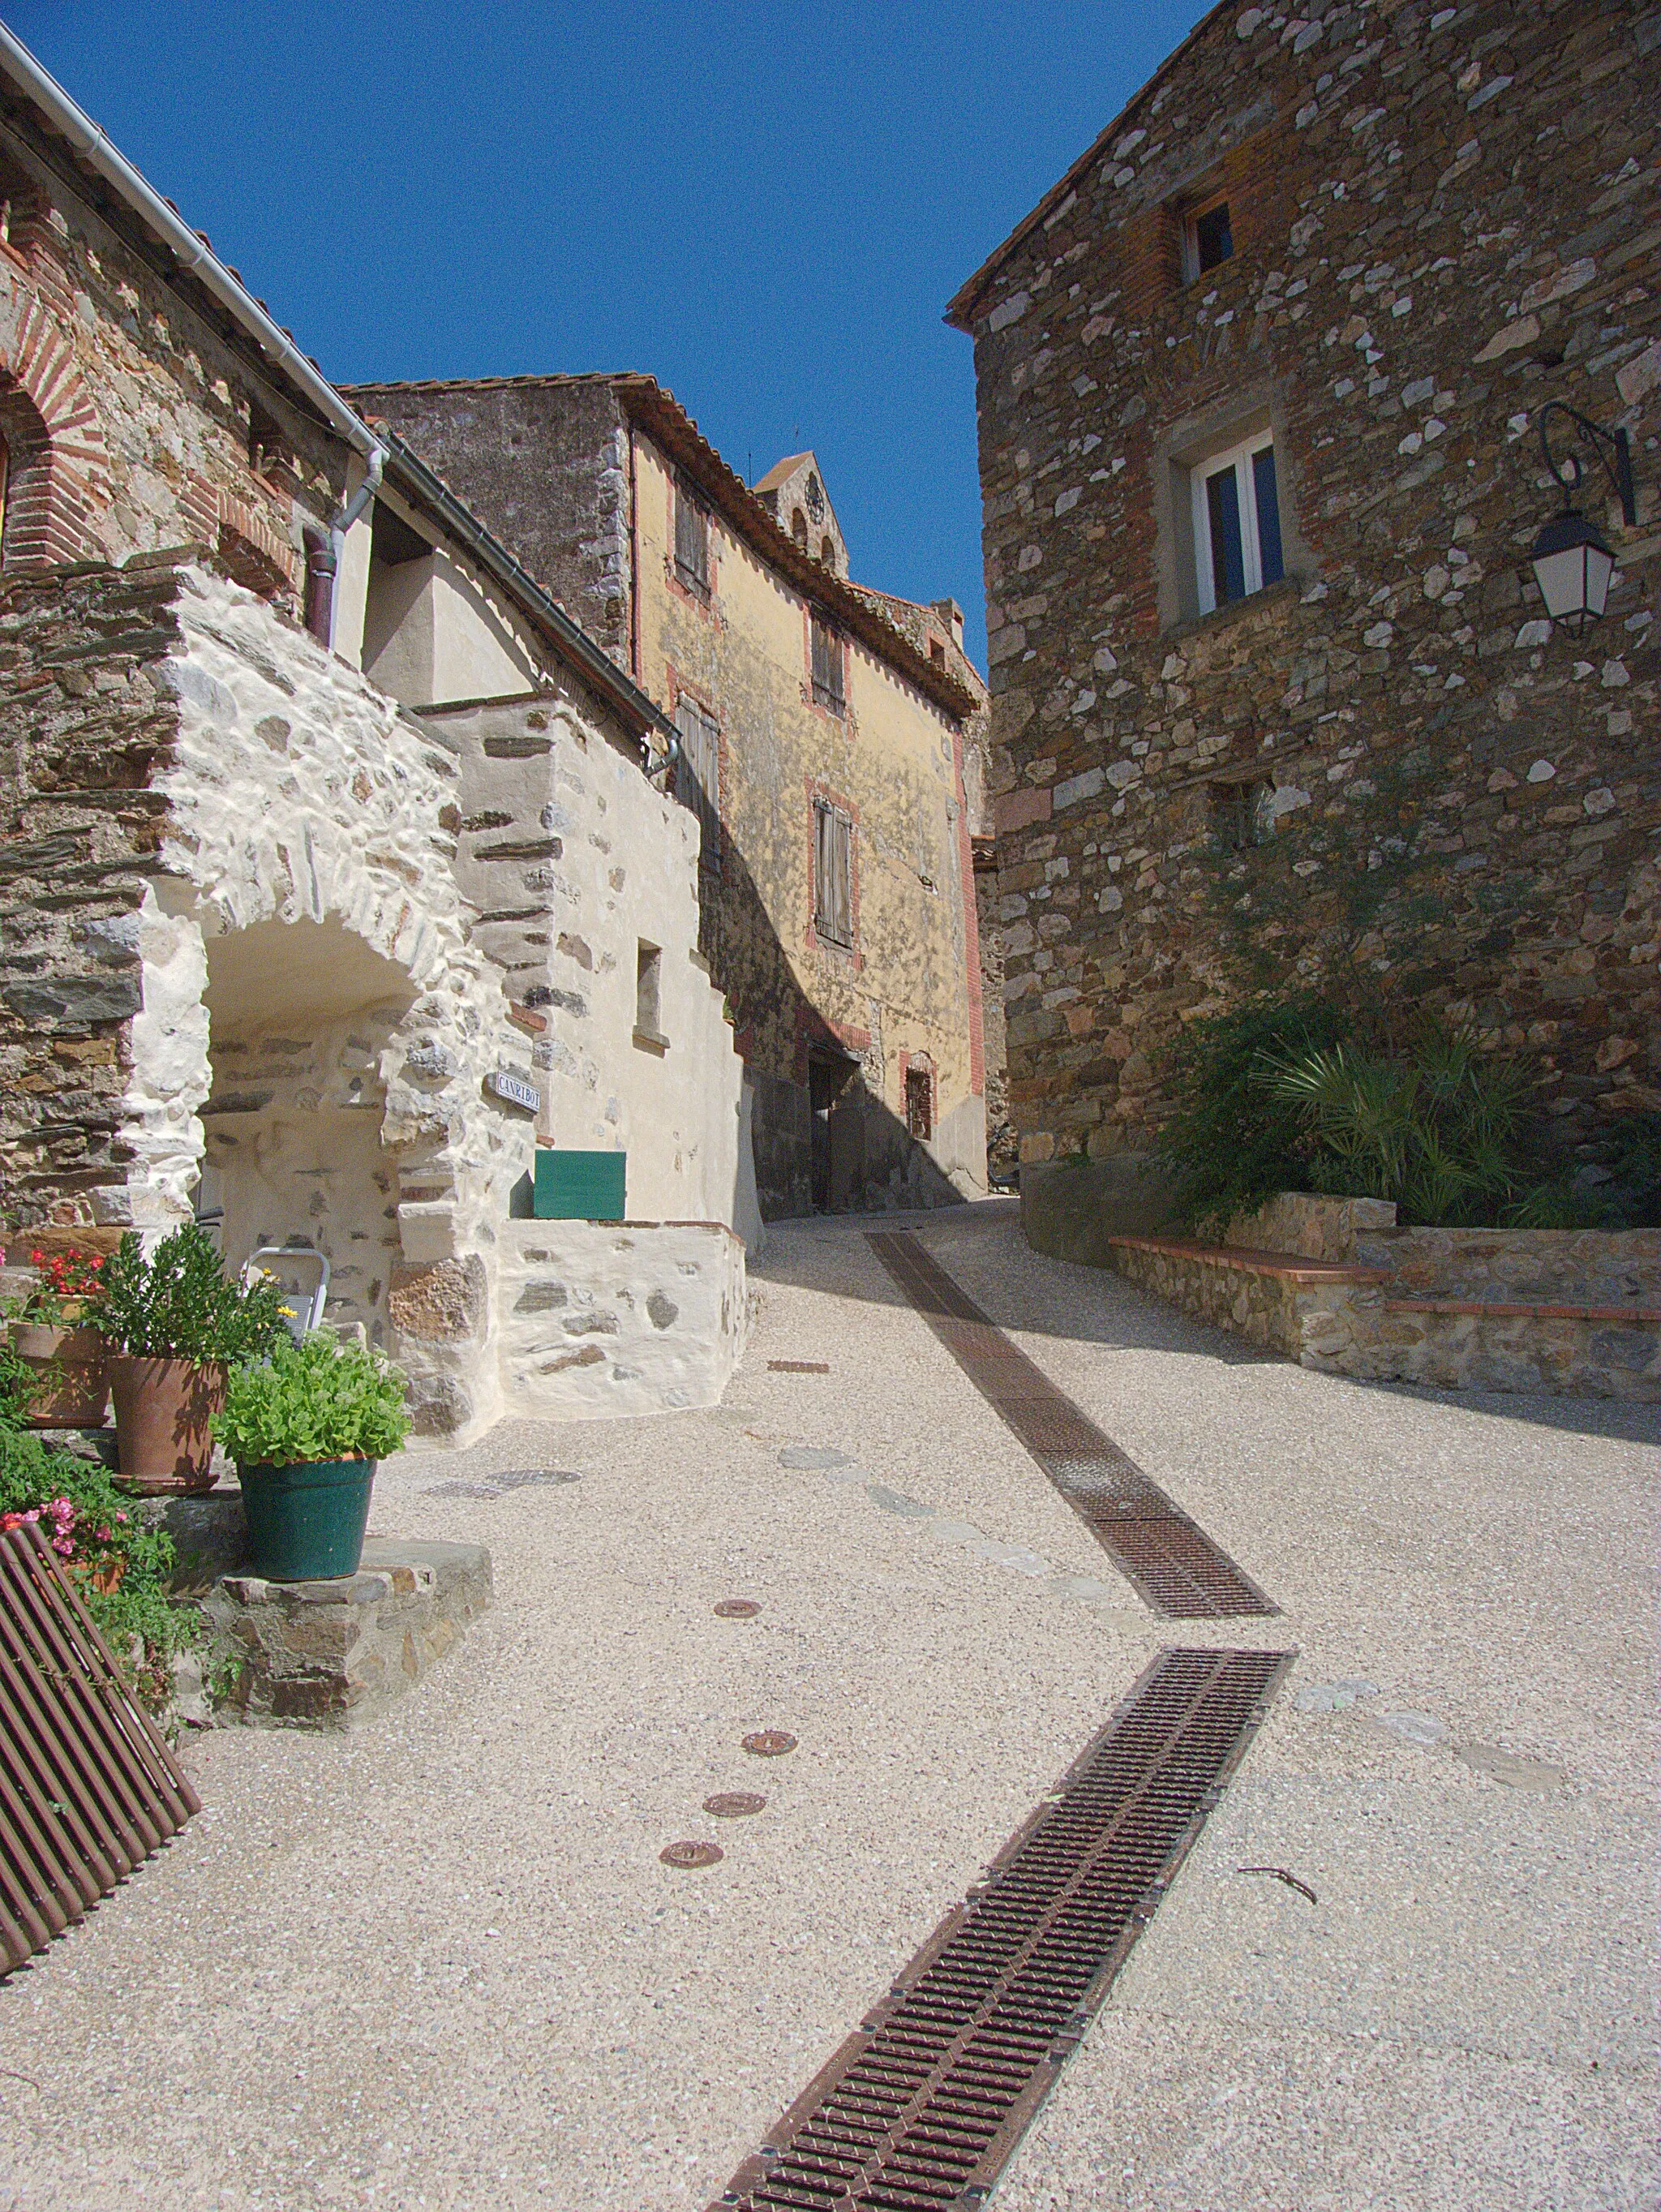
(214, 1333), (412, 1469)
(1259, 1024), (1539, 1227)
(0, 1342), (47, 1421)
(90, 1222), (290, 1364)
(0, 1425), (198, 1712)
(1157, 993), (1354, 1235)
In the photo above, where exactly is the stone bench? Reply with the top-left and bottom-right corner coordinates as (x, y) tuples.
(1102, 1234), (1388, 1364)
(1105, 1234), (1390, 1285)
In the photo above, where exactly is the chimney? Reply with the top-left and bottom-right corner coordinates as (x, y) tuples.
(930, 596), (965, 651)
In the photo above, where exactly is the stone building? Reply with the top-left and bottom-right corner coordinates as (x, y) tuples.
(344, 375), (994, 1218)
(946, 0), (1659, 1231)
(0, 36), (753, 1438)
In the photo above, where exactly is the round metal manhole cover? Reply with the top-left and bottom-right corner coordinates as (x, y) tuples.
(703, 1791), (766, 1818)
(741, 1730), (797, 1757)
(659, 1840), (724, 1869)
(713, 1599), (762, 1619)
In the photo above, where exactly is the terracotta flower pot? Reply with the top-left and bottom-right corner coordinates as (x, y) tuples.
(8, 1324), (110, 1428)
(107, 1356), (225, 1494)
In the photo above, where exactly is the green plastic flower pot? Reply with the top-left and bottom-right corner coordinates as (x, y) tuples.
(238, 1458), (376, 1583)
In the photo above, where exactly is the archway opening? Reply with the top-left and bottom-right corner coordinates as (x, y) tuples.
(197, 917), (418, 1346)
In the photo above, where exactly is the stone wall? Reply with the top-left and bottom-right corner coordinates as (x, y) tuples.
(1226, 1191), (1399, 1262)
(0, 139), (341, 590)
(952, 0), (1660, 1174)
(1107, 1192), (1660, 1398)
(0, 559), (749, 1441)
(496, 1218), (748, 1419)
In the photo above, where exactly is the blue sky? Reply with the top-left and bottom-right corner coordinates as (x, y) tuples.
(6, 1), (1210, 664)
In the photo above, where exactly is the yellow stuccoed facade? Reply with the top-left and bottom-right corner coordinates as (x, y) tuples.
(629, 430), (988, 1218)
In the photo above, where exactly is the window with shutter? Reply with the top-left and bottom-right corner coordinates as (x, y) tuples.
(809, 613), (844, 713)
(813, 799), (852, 947)
(674, 479), (710, 598)
(674, 697), (721, 876)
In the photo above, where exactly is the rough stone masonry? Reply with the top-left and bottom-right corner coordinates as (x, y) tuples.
(948, 0), (1659, 1175)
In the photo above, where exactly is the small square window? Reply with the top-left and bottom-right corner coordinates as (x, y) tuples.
(1192, 434), (1285, 615)
(1188, 201), (1234, 280)
(1210, 778), (1269, 851)
(810, 612), (844, 713)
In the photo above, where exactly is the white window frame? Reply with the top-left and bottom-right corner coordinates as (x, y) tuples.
(1191, 429), (1277, 616)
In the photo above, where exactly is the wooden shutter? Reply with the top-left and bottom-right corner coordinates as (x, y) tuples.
(675, 698), (720, 874)
(815, 801), (852, 945)
(810, 615), (843, 711)
(675, 482), (708, 595)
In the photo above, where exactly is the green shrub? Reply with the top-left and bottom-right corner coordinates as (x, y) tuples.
(214, 1332), (412, 1469)
(1260, 1024), (1540, 1227)
(1157, 993), (1354, 1235)
(1159, 994), (1658, 1233)
(92, 1221), (290, 1363)
(0, 1426), (197, 1712)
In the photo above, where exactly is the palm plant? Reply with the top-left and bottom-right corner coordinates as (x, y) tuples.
(1257, 1023), (1537, 1226)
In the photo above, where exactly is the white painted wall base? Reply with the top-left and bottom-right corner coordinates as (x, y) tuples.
(497, 1218), (748, 1420)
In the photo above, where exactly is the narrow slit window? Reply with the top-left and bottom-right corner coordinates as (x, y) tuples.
(1210, 778), (1269, 851)
(813, 800), (852, 947)
(1191, 201), (1233, 276)
(674, 479), (710, 597)
(1193, 433), (1284, 615)
(635, 941), (663, 1041)
(905, 1066), (933, 1141)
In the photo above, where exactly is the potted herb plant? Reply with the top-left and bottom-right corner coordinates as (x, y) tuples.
(215, 1332), (411, 1582)
(4, 1246), (111, 1426)
(91, 1222), (290, 1494)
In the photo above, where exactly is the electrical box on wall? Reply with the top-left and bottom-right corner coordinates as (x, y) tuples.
(533, 1148), (627, 1222)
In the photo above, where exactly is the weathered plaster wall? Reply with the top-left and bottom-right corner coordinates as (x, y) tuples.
(420, 691), (750, 1235)
(631, 434), (986, 1214)
(957, 0), (1660, 1175)
(497, 1218), (748, 1419)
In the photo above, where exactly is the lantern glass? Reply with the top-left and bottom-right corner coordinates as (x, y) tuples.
(1529, 511), (1617, 634)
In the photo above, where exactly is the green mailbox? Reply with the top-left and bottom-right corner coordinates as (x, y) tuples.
(533, 1148), (626, 1222)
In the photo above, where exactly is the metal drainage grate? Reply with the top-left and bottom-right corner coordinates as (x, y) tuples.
(710, 1644), (1294, 2211)
(0, 1520), (200, 1977)
(868, 1232), (1276, 1619)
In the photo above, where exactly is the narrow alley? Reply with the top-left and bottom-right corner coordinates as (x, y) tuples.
(0, 1202), (1649, 2211)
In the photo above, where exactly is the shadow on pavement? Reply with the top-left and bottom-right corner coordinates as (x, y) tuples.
(749, 1200), (1661, 1445)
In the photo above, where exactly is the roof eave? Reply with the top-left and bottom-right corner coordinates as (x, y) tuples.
(612, 380), (980, 722)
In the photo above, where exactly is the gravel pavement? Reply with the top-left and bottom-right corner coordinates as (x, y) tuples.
(0, 1200), (1653, 2211)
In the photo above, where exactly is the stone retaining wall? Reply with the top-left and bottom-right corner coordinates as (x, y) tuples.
(1117, 1191), (1660, 1399)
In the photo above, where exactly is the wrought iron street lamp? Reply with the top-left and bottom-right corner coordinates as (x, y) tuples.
(1529, 402), (1637, 635)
